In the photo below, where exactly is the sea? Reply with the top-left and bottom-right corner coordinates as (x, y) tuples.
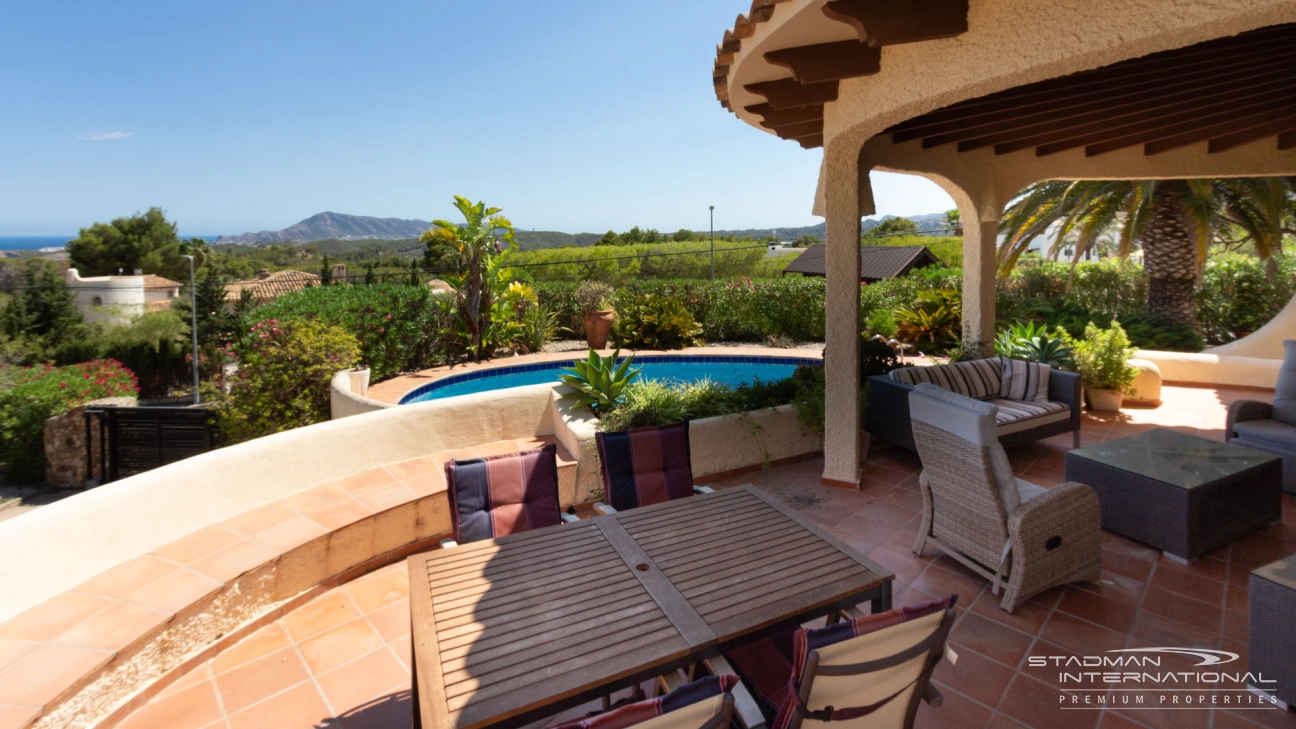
(0, 236), (226, 252)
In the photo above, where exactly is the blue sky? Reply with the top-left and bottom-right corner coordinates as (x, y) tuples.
(0, 1), (953, 237)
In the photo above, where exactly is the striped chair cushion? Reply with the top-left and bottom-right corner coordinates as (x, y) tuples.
(888, 359), (1002, 400)
(985, 397), (1068, 424)
(999, 358), (1051, 403)
(725, 596), (957, 729)
(445, 444), (562, 544)
(596, 422), (694, 512)
(552, 676), (739, 729)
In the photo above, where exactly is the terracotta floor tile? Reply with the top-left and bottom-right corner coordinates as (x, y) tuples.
(214, 645), (311, 714)
(366, 599), (410, 644)
(865, 545), (925, 585)
(932, 642), (1017, 706)
(1226, 583), (1249, 613)
(282, 483), (350, 513)
(881, 486), (925, 512)
(335, 691), (414, 729)
(284, 592), (362, 643)
(1130, 610), (1218, 649)
(0, 705), (40, 729)
(51, 600), (170, 652)
(213, 623), (292, 675)
(384, 456), (440, 481)
(402, 470), (447, 497)
(151, 525), (243, 566)
(949, 612), (1034, 668)
(970, 589), (1051, 636)
(910, 563), (988, 603)
(999, 674), (1099, 729)
(1056, 589), (1138, 634)
(1041, 612), (1128, 655)
(355, 483), (417, 514)
(222, 503), (300, 539)
(1222, 609), (1249, 643)
(226, 682), (330, 729)
(1073, 570), (1148, 607)
(336, 467), (400, 497)
(1154, 554), (1228, 582)
(836, 512), (904, 549)
(861, 464), (915, 486)
(1018, 639), (1092, 689)
(188, 539), (277, 583)
(388, 636), (412, 671)
(857, 500), (918, 527)
(986, 714), (1033, 729)
(1139, 587), (1221, 632)
(301, 496), (374, 531)
(297, 618), (385, 676)
(250, 515), (331, 554)
(348, 567), (409, 615)
(0, 644), (113, 706)
(0, 640), (39, 674)
(74, 555), (177, 600)
(1101, 549), (1154, 583)
(0, 592), (111, 642)
(124, 568), (223, 614)
(315, 648), (408, 715)
(159, 663), (212, 698)
(914, 683), (994, 729)
(117, 678), (223, 729)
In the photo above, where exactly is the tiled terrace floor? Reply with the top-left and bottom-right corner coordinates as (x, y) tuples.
(119, 385), (1296, 729)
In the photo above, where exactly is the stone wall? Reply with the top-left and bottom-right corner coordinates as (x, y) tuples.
(43, 398), (137, 487)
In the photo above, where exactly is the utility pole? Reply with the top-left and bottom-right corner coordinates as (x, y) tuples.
(709, 205), (715, 281)
(182, 255), (200, 404)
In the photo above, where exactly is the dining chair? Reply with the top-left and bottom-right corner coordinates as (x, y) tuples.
(907, 383), (1101, 612)
(551, 675), (738, 729)
(593, 422), (714, 515)
(718, 596), (957, 729)
(441, 444), (579, 547)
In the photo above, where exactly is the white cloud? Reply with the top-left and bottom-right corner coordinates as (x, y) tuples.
(78, 130), (132, 141)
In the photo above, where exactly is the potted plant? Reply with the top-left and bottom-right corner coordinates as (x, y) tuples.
(1070, 321), (1139, 412)
(574, 281), (616, 349)
(347, 366), (370, 397)
(558, 348), (641, 415)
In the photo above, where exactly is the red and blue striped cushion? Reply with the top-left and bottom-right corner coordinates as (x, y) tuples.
(552, 675), (738, 729)
(445, 444), (562, 544)
(725, 595), (957, 729)
(596, 422), (695, 511)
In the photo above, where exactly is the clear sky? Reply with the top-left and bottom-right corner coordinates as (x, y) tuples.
(0, 1), (954, 237)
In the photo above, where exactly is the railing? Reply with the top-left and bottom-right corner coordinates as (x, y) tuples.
(84, 407), (216, 483)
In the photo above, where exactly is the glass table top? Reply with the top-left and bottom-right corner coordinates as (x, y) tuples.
(1068, 428), (1279, 489)
(1254, 555), (1296, 590)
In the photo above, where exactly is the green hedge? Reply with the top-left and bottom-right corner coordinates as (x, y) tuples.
(250, 284), (452, 380)
(500, 241), (797, 283)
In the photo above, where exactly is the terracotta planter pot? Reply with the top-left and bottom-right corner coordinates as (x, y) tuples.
(1086, 387), (1124, 412)
(583, 310), (616, 349)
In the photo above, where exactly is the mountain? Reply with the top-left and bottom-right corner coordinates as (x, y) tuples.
(216, 212), (432, 244)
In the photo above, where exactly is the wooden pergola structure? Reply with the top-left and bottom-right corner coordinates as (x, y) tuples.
(712, 0), (1296, 487)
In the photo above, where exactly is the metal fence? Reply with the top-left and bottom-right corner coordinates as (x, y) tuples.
(84, 407), (216, 483)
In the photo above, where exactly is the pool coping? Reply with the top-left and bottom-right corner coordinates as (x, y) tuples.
(364, 346), (824, 405)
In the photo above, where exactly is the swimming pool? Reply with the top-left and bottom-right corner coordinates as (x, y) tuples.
(399, 354), (821, 404)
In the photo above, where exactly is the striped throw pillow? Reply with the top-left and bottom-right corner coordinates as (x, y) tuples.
(887, 359), (1001, 400)
(999, 358), (1051, 403)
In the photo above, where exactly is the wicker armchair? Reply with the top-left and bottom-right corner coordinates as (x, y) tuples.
(908, 384), (1101, 612)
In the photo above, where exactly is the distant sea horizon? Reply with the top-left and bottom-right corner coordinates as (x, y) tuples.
(0, 235), (226, 251)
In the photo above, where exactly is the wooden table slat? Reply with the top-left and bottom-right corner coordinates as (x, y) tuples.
(670, 541), (852, 594)
(615, 488), (751, 526)
(439, 593), (661, 658)
(684, 555), (859, 610)
(426, 531), (608, 578)
(424, 523), (603, 571)
(746, 487), (895, 577)
(630, 506), (790, 549)
(658, 530), (823, 575)
(435, 582), (644, 634)
(431, 565), (630, 619)
(428, 544), (619, 598)
(432, 559), (623, 610)
(623, 499), (773, 537)
(701, 566), (874, 624)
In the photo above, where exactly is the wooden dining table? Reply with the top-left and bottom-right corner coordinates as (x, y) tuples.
(409, 485), (895, 729)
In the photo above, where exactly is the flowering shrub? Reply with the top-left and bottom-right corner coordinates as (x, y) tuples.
(611, 294), (703, 350)
(0, 360), (139, 483)
(217, 319), (361, 444)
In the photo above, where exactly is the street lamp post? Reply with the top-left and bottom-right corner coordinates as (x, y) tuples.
(182, 255), (200, 405)
(709, 205), (715, 281)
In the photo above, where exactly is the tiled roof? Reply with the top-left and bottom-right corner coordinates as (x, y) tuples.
(224, 269), (321, 302)
(782, 244), (941, 280)
(141, 274), (182, 290)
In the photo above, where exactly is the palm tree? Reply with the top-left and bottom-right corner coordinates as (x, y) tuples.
(998, 178), (1296, 328)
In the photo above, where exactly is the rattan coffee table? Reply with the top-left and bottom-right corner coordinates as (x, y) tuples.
(1064, 428), (1281, 562)
(1250, 555), (1296, 710)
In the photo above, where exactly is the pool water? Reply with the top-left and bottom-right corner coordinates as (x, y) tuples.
(400, 355), (821, 404)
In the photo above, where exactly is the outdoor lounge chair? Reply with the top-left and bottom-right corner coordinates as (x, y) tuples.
(718, 595), (957, 729)
(552, 675), (738, 729)
(908, 383), (1101, 612)
(441, 444), (579, 547)
(593, 422), (713, 515)
(1226, 339), (1296, 494)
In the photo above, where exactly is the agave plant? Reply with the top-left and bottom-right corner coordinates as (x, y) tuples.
(558, 348), (642, 412)
(995, 321), (1076, 369)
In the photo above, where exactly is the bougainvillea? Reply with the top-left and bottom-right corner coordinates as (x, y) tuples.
(0, 359), (139, 483)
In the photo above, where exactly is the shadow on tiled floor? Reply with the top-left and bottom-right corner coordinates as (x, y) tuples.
(119, 385), (1296, 729)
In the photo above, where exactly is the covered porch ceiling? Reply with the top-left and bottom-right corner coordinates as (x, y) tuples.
(716, 1), (1296, 159)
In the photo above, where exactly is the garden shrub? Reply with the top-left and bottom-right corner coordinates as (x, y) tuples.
(0, 360), (139, 483)
(250, 284), (449, 380)
(1197, 256), (1296, 344)
(217, 319), (361, 444)
(611, 293), (703, 350)
(596, 374), (804, 432)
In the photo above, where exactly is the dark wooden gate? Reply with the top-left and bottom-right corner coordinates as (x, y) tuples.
(85, 407), (216, 483)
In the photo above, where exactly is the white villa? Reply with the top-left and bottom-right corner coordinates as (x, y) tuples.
(65, 268), (182, 324)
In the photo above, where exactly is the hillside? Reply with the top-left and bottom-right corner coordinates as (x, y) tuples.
(217, 212), (432, 244)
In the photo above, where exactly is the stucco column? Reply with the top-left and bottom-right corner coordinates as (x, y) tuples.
(821, 146), (867, 487)
(960, 202), (1001, 358)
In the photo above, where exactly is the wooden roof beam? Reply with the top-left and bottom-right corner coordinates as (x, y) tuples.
(744, 78), (839, 109)
(822, 0), (967, 47)
(1142, 101), (1296, 155)
(747, 103), (825, 127)
(1279, 131), (1296, 150)
(797, 134), (824, 149)
(764, 41), (881, 84)
(771, 119), (825, 139)
(1208, 118), (1296, 154)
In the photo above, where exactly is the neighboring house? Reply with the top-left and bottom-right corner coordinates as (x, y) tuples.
(224, 269), (321, 306)
(66, 268), (182, 324)
(781, 244), (941, 283)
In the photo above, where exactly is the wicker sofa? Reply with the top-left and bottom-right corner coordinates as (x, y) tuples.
(867, 358), (1083, 451)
